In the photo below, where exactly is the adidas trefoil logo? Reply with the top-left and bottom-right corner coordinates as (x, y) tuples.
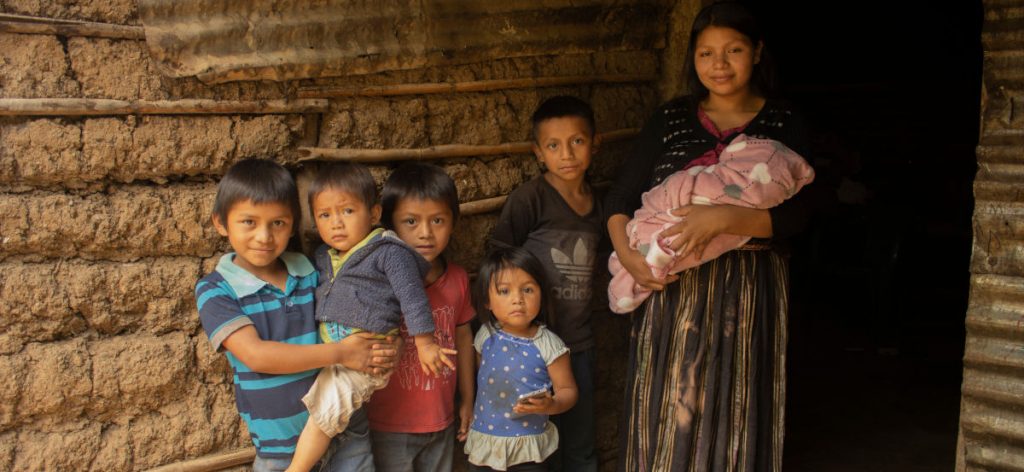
(551, 239), (593, 283)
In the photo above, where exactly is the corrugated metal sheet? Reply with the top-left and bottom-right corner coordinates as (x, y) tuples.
(958, 1), (1024, 470)
(138, 0), (668, 83)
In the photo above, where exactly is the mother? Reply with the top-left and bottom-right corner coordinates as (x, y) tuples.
(605, 3), (813, 471)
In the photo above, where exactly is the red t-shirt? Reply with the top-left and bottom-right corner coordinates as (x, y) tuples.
(367, 263), (476, 432)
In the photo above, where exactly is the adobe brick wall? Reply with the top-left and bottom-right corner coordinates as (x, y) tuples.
(0, 1), (665, 469)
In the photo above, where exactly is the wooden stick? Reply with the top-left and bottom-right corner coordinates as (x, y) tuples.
(458, 181), (609, 217)
(144, 448), (255, 472)
(298, 74), (657, 98)
(0, 98), (329, 116)
(298, 128), (640, 163)
(0, 13), (144, 40)
(460, 195), (508, 216)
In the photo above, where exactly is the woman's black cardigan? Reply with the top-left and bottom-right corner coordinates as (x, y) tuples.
(603, 96), (814, 241)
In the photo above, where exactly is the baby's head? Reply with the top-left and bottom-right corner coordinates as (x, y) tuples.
(381, 163), (459, 266)
(531, 96), (598, 184)
(474, 247), (552, 333)
(211, 158), (301, 271)
(308, 162), (381, 255)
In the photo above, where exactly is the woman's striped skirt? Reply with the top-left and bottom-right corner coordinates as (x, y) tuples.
(617, 249), (788, 472)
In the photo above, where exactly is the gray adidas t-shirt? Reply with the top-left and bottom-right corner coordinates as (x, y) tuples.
(489, 176), (603, 352)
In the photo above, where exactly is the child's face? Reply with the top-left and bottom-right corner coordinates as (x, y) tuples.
(312, 187), (381, 254)
(533, 116), (595, 186)
(213, 199), (294, 275)
(694, 25), (761, 99)
(486, 268), (542, 335)
(391, 197), (454, 264)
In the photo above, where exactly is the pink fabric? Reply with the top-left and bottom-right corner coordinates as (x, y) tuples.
(607, 134), (815, 314)
(682, 107), (750, 170)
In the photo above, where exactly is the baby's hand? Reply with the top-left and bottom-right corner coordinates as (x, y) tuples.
(512, 392), (555, 416)
(414, 337), (457, 377)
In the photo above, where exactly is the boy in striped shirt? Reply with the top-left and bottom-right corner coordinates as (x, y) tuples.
(196, 159), (400, 471)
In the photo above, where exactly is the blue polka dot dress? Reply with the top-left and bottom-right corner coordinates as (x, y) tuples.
(464, 324), (569, 470)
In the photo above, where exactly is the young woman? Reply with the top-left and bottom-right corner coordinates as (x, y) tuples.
(604, 2), (813, 471)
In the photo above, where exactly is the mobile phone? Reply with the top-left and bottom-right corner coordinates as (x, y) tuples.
(516, 386), (550, 404)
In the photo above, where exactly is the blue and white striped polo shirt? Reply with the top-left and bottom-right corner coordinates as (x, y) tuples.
(196, 251), (319, 458)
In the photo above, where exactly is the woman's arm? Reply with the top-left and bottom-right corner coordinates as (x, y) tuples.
(608, 214), (677, 291)
(512, 354), (578, 416)
(662, 205), (772, 259)
(604, 103), (675, 291)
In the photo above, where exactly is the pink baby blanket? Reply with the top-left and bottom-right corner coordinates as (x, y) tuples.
(608, 134), (815, 313)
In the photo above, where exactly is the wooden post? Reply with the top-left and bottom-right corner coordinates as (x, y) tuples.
(144, 448), (255, 472)
(298, 74), (657, 98)
(297, 128), (640, 163)
(0, 13), (144, 40)
(0, 98), (329, 116)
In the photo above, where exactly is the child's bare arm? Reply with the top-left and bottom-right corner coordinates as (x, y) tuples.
(455, 323), (475, 441)
(513, 353), (578, 416)
(222, 326), (400, 375)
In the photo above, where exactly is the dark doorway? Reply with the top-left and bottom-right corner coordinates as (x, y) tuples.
(746, 1), (984, 470)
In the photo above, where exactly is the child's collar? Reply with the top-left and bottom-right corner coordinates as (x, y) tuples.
(216, 251), (314, 297)
(327, 227), (385, 269)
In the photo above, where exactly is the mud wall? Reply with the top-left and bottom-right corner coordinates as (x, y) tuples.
(0, 2), (669, 470)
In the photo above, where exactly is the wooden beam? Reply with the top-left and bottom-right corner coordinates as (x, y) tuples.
(144, 448), (255, 472)
(298, 128), (640, 163)
(459, 181), (609, 217)
(0, 13), (144, 40)
(298, 74), (657, 98)
(0, 98), (330, 116)
(460, 195), (507, 216)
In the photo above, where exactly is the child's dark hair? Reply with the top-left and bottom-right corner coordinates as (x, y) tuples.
(684, 1), (777, 99)
(213, 158), (301, 230)
(474, 247), (553, 330)
(380, 163), (460, 230)
(307, 162), (378, 214)
(530, 95), (596, 142)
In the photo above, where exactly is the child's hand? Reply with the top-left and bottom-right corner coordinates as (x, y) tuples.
(457, 397), (474, 441)
(416, 341), (457, 377)
(512, 392), (555, 416)
(335, 333), (400, 375)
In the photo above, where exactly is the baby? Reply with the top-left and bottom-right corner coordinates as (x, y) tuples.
(608, 135), (815, 313)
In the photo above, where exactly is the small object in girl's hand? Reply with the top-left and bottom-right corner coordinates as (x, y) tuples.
(516, 386), (551, 405)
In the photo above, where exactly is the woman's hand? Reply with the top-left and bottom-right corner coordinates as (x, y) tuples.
(608, 213), (677, 291)
(662, 205), (772, 260)
(618, 246), (677, 291)
(335, 333), (401, 375)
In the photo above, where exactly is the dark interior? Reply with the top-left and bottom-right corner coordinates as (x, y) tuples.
(745, 1), (984, 469)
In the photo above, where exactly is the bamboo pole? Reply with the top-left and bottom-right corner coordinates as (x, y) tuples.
(298, 74), (657, 98)
(144, 448), (255, 472)
(0, 98), (329, 116)
(0, 13), (144, 40)
(458, 181), (609, 217)
(297, 128), (640, 163)
(460, 195), (508, 216)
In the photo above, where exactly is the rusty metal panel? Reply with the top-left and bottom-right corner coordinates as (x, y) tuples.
(958, 1), (1024, 471)
(138, 0), (668, 84)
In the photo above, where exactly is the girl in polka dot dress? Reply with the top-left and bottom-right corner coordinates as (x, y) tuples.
(464, 247), (579, 471)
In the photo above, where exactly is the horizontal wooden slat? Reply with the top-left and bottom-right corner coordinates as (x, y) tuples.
(0, 98), (328, 116)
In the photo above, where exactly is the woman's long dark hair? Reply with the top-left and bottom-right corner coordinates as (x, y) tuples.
(473, 247), (553, 332)
(683, 1), (777, 99)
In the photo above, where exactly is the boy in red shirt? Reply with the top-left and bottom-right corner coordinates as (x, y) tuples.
(367, 163), (476, 471)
